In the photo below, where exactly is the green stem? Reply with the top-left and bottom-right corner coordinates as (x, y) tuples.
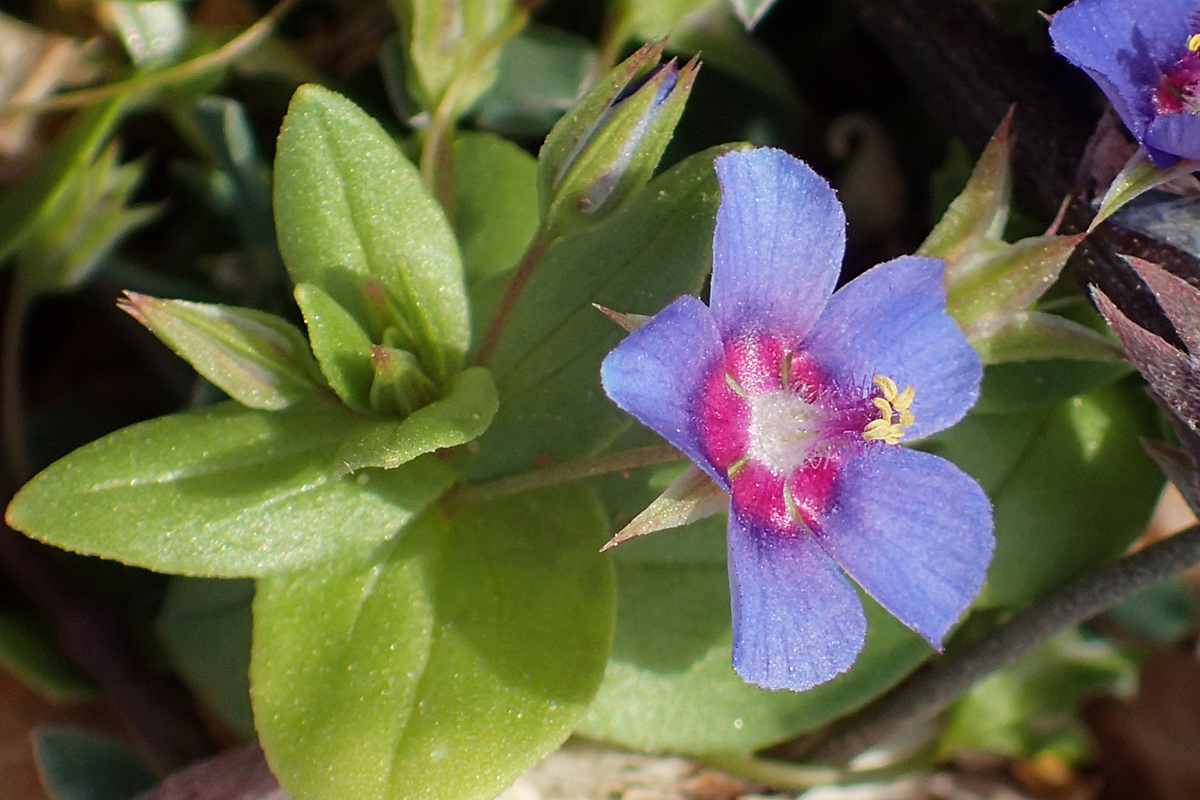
(0, 0), (301, 119)
(448, 443), (684, 507)
(702, 754), (842, 793)
(419, 8), (530, 211)
(471, 227), (554, 367)
(799, 523), (1200, 765)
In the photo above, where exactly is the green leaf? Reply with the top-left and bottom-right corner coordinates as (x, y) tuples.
(6, 401), (455, 577)
(252, 484), (615, 800)
(295, 281), (375, 413)
(338, 366), (499, 470)
(577, 516), (929, 754)
(156, 577), (254, 735)
(395, 0), (516, 113)
(464, 147), (727, 480)
(0, 611), (93, 702)
(452, 132), (539, 286)
(34, 727), (157, 800)
(611, 0), (720, 40)
(105, 0), (188, 67)
(0, 99), (123, 266)
(938, 628), (1136, 761)
(925, 381), (1163, 607)
(274, 85), (468, 382)
(119, 293), (323, 410)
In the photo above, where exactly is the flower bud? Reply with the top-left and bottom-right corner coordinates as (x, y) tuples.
(538, 41), (698, 233)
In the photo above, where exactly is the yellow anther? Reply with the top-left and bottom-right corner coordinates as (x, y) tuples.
(872, 374), (898, 400)
(1189, 32), (1200, 51)
(865, 374), (916, 445)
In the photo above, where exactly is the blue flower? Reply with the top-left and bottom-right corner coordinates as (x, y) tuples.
(600, 148), (994, 692)
(1050, 0), (1200, 167)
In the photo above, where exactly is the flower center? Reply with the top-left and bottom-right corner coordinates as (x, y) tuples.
(746, 390), (826, 475)
(1155, 35), (1200, 115)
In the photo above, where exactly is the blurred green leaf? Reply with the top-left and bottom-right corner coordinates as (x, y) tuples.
(105, 0), (188, 67)
(609, 0), (719, 41)
(1107, 577), (1199, 643)
(16, 143), (157, 297)
(119, 293), (323, 410)
(577, 516), (929, 754)
(464, 146), (727, 480)
(926, 381), (1163, 607)
(727, 0), (778, 28)
(470, 26), (593, 138)
(972, 311), (1127, 365)
(337, 365), (498, 470)
(0, 100), (123, 266)
(938, 628), (1137, 761)
(974, 359), (1133, 413)
(452, 132), (539, 286)
(274, 85), (468, 383)
(6, 401), (454, 577)
(393, 0), (516, 114)
(156, 577), (255, 736)
(34, 727), (157, 800)
(0, 611), (93, 702)
(252, 484), (614, 800)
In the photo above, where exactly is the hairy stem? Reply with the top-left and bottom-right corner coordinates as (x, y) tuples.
(448, 443), (684, 507)
(470, 228), (554, 367)
(801, 523), (1200, 765)
(0, 0), (301, 119)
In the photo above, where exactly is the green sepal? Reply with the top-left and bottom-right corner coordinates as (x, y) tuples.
(1091, 146), (1200, 229)
(5, 401), (455, 577)
(339, 366), (498, 471)
(16, 143), (158, 297)
(541, 47), (699, 232)
(944, 232), (1086, 341)
(295, 281), (375, 414)
(119, 292), (323, 410)
(919, 112), (1012, 269)
(252, 484), (614, 800)
(367, 345), (437, 417)
(0, 98), (124, 266)
(972, 311), (1127, 365)
(274, 84), (468, 383)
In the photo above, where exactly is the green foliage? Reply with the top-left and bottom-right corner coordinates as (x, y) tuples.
(6, 402), (455, 577)
(274, 85), (469, 384)
(156, 577), (255, 735)
(253, 485), (615, 800)
(34, 727), (157, 800)
(926, 378), (1163, 607)
(465, 146), (727, 480)
(0, 612), (93, 702)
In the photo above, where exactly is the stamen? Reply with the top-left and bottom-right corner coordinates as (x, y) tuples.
(1189, 33), (1200, 52)
(726, 373), (748, 398)
(863, 373), (916, 445)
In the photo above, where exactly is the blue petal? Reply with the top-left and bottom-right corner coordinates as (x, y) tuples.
(601, 295), (726, 485)
(1147, 112), (1200, 164)
(710, 148), (845, 345)
(1050, 0), (1198, 142)
(727, 512), (866, 691)
(800, 256), (981, 439)
(813, 446), (993, 648)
